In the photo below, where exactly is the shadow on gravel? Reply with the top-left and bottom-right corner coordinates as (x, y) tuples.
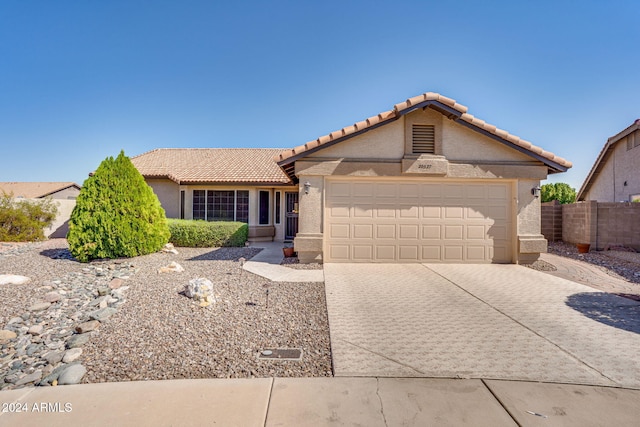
(186, 247), (262, 262)
(39, 248), (75, 261)
(566, 292), (640, 334)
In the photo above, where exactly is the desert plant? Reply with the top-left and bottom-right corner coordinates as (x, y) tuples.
(167, 219), (248, 247)
(541, 183), (576, 204)
(67, 150), (170, 262)
(0, 192), (58, 241)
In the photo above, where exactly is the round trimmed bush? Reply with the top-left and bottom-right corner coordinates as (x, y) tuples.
(67, 150), (170, 262)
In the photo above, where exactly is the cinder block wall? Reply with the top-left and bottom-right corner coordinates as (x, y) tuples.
(595, 203), (640, 250)
(561, 201), (640, 250)
(541, 201), (563, 241)
(562, 202), (595, 246)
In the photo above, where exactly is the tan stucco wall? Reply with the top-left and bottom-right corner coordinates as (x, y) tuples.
(584, 131), (640, 202)
(146, 179), (180, 218)
(48, 187), (80, 200)
(307, 119), (405, 160)
(443, 119), (534, 163)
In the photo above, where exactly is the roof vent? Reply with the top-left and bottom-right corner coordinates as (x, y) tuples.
(412, 124), (435, 154)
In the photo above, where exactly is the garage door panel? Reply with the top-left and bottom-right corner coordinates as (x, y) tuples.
(376, 205), (397, 218)
(329, 245), (350, 260)
(444, 246), (464, 261)
(376, 224), (396, 239)
(467, 225), (487, 240)
(422, 206), (441, 218)
(444, 206), (464, 219)
(325, 180), (512, 263)
(422, 225), (441, 239)
(399, 206), (419, 218)
(353, 245), (373, 260)
(422, 246), (441, 260)
(399, 224), (419, 239)
(444, 225), (464, 240)
(353, 224), (373, 239)
(376, 245), (395, 260)
(330, 223), (350, 239)
(466, 245), (486, 261)
(399, 246), (419, 260)
(376, 184), (397, 197)
(329, 205), (350, 218)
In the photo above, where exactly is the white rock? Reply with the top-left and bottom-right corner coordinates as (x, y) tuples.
(28, 325), (44, 336)
(161, 243), (179, 254)
(158, 261), (185, 273)
(62, 348), (83, 363)
(184, 278), (215, 303)
(0, 274), (30, 285)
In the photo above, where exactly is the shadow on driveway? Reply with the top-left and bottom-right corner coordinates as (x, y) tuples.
(566, 292), (640, 334)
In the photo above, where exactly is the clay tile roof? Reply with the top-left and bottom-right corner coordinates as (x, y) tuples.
(131, 148), (292, 185)
(0, 182), (80, 198)
(275, 92), (572, 172)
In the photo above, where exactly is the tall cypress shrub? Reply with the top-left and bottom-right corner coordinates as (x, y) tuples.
(68, 150), (170, 262)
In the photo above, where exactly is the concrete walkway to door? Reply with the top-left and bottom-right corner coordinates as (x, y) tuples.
(324, 264), (640, 389)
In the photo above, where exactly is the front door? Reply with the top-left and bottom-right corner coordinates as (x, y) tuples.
(285, 192), (299, 241)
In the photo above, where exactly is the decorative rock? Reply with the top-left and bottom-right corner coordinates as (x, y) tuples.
(62, 348), (83, 363)
(0, 274), (30, 285)
(58, 364), (86, 385)
(161, 243), (179, 254)
(28, 325), (44, 336)
(158, 261), (185, 273)
(89, 307), (117, 322)
(66, 334), (90, 349)
(15, 371), (43, 386)
(43, 291), (62, 303)
(97, 287), (109, 296)
(28, 302), (51, 312)
(7, 317), (23, 325)
(184, 278), (215, 303)
(109, 278), (123, 289)
(43, 350), (64, 365)
(75, 320), (100, 334)
(0, 330), (17, 340)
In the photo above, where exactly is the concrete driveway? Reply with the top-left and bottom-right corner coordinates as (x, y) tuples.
(324, 264), (640, 389)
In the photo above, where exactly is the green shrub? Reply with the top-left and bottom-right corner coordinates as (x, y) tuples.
(67, 150), (170, 262)
(541, 183), (576, 204)
(168, 219), (248, 247)
(0, 192), (58, 242)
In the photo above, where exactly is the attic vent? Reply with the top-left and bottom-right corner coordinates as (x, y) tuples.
(412, 124), (435, 154)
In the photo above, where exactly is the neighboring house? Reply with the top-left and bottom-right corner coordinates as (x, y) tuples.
(135, 92), (572, 264)
(0, 182), (81, 199)
(577, 119), (640, 202)
(0, 182), (80, 238)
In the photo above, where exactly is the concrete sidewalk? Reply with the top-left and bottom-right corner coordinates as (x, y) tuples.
(1, 377), (639, 426)
(243, 241), (324, 283)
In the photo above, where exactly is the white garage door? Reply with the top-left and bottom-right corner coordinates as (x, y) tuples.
(325, 179), (513, 263)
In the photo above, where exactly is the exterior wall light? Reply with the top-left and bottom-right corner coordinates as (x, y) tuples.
(531, 186), (541, 198)
(303, 181), (311, 194)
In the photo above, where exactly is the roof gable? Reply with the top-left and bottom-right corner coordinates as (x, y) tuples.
(131, 148), (292, 185)
(577, 119), (640, 201)
(276, 92), (572, 177)
(0, 182), (80, 198)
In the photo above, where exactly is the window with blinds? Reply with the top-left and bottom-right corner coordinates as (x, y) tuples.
(412, 124), (435, 154)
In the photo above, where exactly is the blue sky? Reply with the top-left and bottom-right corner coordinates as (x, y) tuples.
(1, 1), (638, 190)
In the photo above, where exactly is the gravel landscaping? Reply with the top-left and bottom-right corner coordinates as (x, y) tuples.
(0, 240), (332, 389)
(547, 241), (640, 284)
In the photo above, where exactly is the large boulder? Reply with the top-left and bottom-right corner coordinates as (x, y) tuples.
(184, 278), (216, 306)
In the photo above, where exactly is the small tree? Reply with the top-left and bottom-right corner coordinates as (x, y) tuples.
(541, 183), (576, 204)
(0, 192), (58, 241)
(67, 150), (170, 262)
